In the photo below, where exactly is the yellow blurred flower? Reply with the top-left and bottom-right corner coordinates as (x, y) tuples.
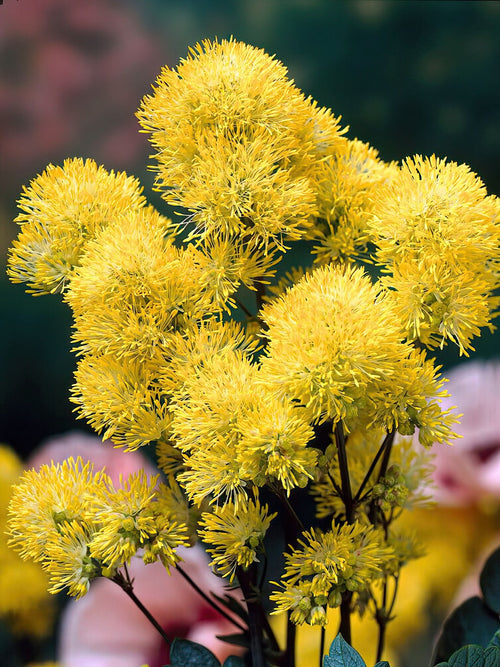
(0, 445), (54, 637)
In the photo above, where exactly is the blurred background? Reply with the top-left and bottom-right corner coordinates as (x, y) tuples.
(0, 1), (499, 665)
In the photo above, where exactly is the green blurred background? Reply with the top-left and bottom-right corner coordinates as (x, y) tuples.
(1, 0), (499, 458)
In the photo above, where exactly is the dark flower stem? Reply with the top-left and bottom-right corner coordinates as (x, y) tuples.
(334, 420), (355, 644)
(112, 568), (171, 646)
(176, 564), (248, 633)
(319, 626), (326, 667)
(285, 613), (296, 667)
(353, 429), (395, 504)
(236, 564), (267, 667)
(335, 421), (354, 523)
(377, 429), (396, 481)
(339, 593), (353, 645)
(236, 298), (254, 319)
(376, 574), (399, 662)
(273, 485), (305, 540)
(255, 280), (267, 315)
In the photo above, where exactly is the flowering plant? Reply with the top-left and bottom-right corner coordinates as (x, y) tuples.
(5, 39), (500, 666)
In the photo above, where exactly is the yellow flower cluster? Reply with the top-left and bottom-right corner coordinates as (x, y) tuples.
(7, 458), (189, 597)
(200, 497), (276, 581)
(5, 38), (500, 656)
(7, 158), (147, 295)
(260, 263), (457, 444)
(370, 155), (500, 353)
(309, 139), (398, 263)
(271, 522), (392, 626)
(137, 39), (345, 255)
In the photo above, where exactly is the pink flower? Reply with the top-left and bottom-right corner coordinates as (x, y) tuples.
(0, 0), (169, 198)
(431, 360), (500, 506)
(58, 548), (241, 667)
(28, 430), (158, 485)
(28, 431), (244, 667)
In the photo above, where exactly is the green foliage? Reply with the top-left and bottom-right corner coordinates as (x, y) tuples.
(480, 547), (500, 614)
(433, 547), (500, 664)
(164, 638), (245, 667)
(323, 634), (390, 667)
(434, 643), (500, 667)
(433, 597), (500, 664)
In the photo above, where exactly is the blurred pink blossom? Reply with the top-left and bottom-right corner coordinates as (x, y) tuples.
(28, 430), (158, 485)
(0, 0), (169, 198)
(28, 431), (243, 667)
(59, 549), (240, 667)
(431, 360), (500, 506)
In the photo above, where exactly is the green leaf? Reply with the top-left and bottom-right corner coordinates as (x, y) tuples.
(324, 634), (366, 667)
(433, 596), (500, 664)
(488, 629), (500, 648)
(443, 644), (500, 667)
(447, 644), (485, 666)
(222, 657), (246, 667)
(483, 646), (500, 667)
(167, 638), (221, 667)
(480, 547), (500, 614)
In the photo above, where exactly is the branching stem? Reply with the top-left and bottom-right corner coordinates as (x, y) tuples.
(353, 429), (395, 504)
(112, 567), (171, 646)
(176, 564), (247, 633)
(335, 421), (354, 523)
(236, 564), (267, 667)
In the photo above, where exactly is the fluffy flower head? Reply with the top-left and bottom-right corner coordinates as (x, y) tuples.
(370, 155), (500, 352)
(260, 264), (404, 424)
(7, 158), (146, 295)
(200, 497), (276, 581)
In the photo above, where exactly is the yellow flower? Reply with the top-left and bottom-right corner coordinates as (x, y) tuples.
(164, 319), (259, 389)
(237, 393), (318, 494)
(198, 234), (279, 310)
(7, 457), (109, 562)
(0, 446), (55, 637)
(137, 39), (345, 250)
(170, 349), (258, 455)
(271, 522), (393, 625)
(310, 138), (398, 263)
(88, 472), (189, 571)
(155, 478), (201, 546)
(71, 354), (172, 450)
(260, 264), (404, 425)
(162, 129), (318, 251)
(353, 347), (458, 446)
(66, 205), (212, 362)
(179, 439), (251, 509)
(370, 155), (500, 353)
(7, 158), (146, 295)
(43, 520), (102, 598)
(200, 497), (276, 581)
